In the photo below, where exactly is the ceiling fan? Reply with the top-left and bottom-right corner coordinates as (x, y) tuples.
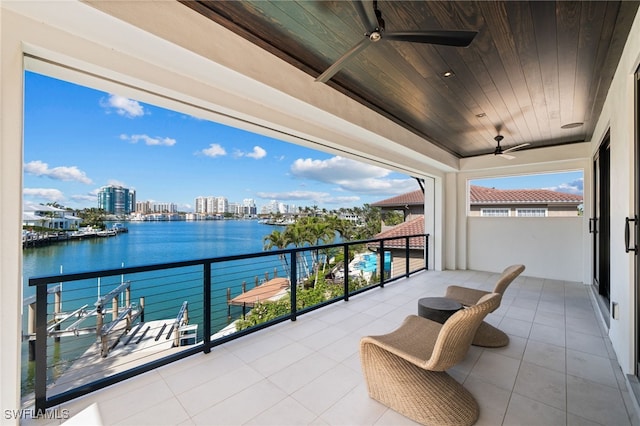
(315, 0), (478, 83)
(493, 135), (530, 160)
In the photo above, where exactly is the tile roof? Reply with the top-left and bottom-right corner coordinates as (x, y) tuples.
(228, 277), (289, 307)
(470, 185), (583, 204)
(369, 215), (425, 249)
(371, 189), (424, 207)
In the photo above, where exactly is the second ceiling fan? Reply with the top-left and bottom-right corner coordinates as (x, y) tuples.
(316, 0), (478, 83)
(493, 135), (530, 160)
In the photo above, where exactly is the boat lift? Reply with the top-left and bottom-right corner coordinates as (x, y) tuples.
(23, 281), (145, 360)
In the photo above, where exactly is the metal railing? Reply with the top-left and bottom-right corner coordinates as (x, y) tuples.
(26, 233), (428, 411)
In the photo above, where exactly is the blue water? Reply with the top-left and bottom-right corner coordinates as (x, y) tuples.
(23, 220), (283, 282)
(21, 220), (288, 395)
(354, 252), (391, 272)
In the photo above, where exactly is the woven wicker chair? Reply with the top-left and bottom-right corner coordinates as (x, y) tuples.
(360, 293), (501, 426)
(445, 264), (525, 347)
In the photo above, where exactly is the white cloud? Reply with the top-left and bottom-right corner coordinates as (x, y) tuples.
(546, 177), (584, 195)
(291, 156), (389, 182)
(24, 160), (93, 184)
(290, 156), (416, 194)
(24, 188), (65, 202)
(246, 146), (267, 159)
(101, 94), (145, 118)
(201, 144), (227, 158)
(257, 190), (330, 200)
(121, 134), (176, 146)
(70, 193), (98, 202)
(255, 190), (360, 205)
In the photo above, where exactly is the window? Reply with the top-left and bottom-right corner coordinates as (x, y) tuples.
(481, 208), (509, 217)
(516, 208), (547, 217)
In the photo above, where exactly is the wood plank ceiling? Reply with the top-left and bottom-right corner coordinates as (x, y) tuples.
(182, 1), (639, 158)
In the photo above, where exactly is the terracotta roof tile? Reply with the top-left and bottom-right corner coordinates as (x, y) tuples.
(371, 189), (424, 207)
(470, 185), (583, 204)
(229, 277), (289, 307)
(369, 215), (426, 249)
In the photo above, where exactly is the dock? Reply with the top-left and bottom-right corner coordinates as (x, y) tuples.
(48, 317), (195, 397)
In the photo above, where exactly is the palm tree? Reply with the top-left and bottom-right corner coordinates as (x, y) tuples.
(297, 217), (334, 287)
(283, 223), (311, 282)
(263, 230), (291, 277)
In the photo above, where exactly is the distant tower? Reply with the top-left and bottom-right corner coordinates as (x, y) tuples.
(195, 196), (207, 214)
(98, 185), (135, 215)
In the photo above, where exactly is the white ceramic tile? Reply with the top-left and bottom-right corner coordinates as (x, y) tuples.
(464, 376), (511, 426)
(291, 363), (361, 415)
(503, 393), (566, 426)
(498, 317), (533, 339)
(318, 383), (387, 425)
(114, 397), (189, 426)
(298, 324), (348, 351)
(160, 350), (245, 395)
(95, 378), (175, 424)
(250, 341), (314, 376)
(176, 365), (264, 416)
(513, 361), (566, 410)
(522, 340), (566, 373)
(268, 352), (338, 394)
(485, 334), (527, 361)
(505, 305), (536, 322)
(529, 322), (566, 347)
(566, 349), (618, 388)
(243, 396), (317, 425)
(567, 374), (631, 425)
(566, 330), (609, 358)
(468, 351), (520, 391)
(190, 379), (287, 425)
(30, 270), (640, 426)
(317, 332), (361, 363)
(533, 310), (565, 327)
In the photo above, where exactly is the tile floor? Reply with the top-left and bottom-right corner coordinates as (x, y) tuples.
(25, 269), (640, 425)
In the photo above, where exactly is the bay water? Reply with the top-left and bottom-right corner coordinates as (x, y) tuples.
(21, 220), (286, 395)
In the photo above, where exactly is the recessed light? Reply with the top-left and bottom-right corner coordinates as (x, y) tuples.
(475, 113), (486, 118)
(442, 70), (455, 78)
(561, 122), (583, 129)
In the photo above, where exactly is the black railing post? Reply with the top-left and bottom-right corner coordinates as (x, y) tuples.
(405, 236), (410, 277)
(379, 241), (385, 288)
(343, 244), (349, 301)
(34, 283), (48, 412)
(203, 262), (211, 354)
(425, 235), (429, 270)
(290, 251), (297, 321)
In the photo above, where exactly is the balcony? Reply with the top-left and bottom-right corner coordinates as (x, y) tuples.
(24, 268), (638, 425)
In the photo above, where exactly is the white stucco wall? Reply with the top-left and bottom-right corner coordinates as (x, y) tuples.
(467, 217), (583, 281)
(588, 6), (640, 374)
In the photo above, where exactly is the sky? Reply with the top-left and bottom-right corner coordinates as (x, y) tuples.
(23, 71), (583, 212)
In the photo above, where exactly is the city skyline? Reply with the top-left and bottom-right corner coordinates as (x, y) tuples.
(23, 71), (583, 213)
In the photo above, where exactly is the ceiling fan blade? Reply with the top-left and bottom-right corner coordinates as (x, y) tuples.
(502, 143), (531, 154)
(316, 38), (371, 83)
(384, 30), (478, 47)
(353, 0), (378, 31)
(499, 153), (516, 160)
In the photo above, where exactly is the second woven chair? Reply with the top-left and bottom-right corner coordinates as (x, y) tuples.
(360, 293), (501, 426)
(445, 264), (525, 347)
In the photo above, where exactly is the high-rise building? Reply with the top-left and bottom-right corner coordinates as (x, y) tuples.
(135, 201), (151, 214)
(194, 196), (206, 214)
(216, 197), (228, 214)
(98, 185), (136, 215)
(242, 198), (257, 216)
(206, 196), (216, 214)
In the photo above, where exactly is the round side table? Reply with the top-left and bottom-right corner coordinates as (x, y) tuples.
(418, 297), (463, 324)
